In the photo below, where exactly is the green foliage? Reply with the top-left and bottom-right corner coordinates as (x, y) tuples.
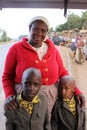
(81, 11), (87, 22)
(48, 27), (54, 33)
(1, 30), (7, 42)
(0, 29), (11, 42)
(56, 22), (69, 32)
(67, 13), (82, 29)
(55, 11), (87, 32)
(81, 11), (87, 29)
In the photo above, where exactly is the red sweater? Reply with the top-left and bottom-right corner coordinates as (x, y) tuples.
(2, 38), (81, 98)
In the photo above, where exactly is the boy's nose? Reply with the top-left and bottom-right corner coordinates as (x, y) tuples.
(29, 84), (34, 90)
(62, 89), (66, 95)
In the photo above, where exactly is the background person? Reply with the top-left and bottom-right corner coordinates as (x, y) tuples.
(83, 42), (87, 60)
(4, 68), (51, 130)
(75, 34), (85, 64)
(70, 38), (76, 58)
(51, 75), (86, 130)
(2, 16), (85, 120)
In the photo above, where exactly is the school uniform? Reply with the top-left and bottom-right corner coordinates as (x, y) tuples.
(4, 94), (51, 130)
(51, 97), (86, 130)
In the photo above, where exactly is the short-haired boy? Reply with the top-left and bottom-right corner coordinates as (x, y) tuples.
(4, 68), (51, 130)
(51, 75), (86, 130)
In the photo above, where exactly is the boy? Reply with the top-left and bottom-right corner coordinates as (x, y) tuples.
(4, 68), (51, 130)
(51, 75), (86, 130)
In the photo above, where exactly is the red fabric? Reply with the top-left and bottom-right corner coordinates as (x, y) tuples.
(2, 38), (81, 98)
(75, 87), (82, 95)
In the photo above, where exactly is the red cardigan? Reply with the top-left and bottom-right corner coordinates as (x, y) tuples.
(2, 38), (81, 98)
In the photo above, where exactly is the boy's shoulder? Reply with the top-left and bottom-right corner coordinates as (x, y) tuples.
(38, 94), (48, 103)
(55, 97), (62, 102)
(38, 94), (48, 107)
(4, 107), (19, 120)
(53, 97), (63, 108)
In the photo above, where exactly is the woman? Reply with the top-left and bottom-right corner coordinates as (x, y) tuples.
(2, 16), (85, 119)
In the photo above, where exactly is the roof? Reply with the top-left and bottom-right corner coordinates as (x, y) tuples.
(0, 0), (87, 16)
(0, 0), (87, 9)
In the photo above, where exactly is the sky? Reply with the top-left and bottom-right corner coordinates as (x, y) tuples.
(0, 8), (86, 39)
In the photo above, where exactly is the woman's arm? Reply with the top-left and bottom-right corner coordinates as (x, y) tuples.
(2, 45), (17, 98)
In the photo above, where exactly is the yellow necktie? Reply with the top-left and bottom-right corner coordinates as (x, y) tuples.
(63, 97), (76, 115)
(18, 94), (40, 114)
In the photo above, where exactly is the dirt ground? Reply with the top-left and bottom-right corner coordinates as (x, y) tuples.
(59, 45), (87, 128)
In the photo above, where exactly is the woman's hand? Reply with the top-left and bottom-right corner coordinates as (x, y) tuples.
(4, 96), (17, 110)
(77, 94), (85, 108)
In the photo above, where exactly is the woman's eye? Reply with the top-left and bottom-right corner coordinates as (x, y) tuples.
(32, 27), (46, 34)
(41, 29), (46, 33)
(32, 27), (38, 32)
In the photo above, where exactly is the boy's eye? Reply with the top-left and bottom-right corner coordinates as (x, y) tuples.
(61, 85), (69, 91)
(65, 87), (69, 90)
(34, 82), (40, 87)
(23, 82), (40, 87)
(24, 82), (30, 86)
(25, 82), (29, 85)
(22, 83), (29, 89)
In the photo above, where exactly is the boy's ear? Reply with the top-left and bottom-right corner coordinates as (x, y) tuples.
(73, 87), (75, 92)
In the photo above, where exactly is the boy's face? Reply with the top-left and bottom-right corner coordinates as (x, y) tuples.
(22, 72), (41, 102)
(60, 81), (75, 100)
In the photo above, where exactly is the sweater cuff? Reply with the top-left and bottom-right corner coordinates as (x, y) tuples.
(3, 86), (15, 99)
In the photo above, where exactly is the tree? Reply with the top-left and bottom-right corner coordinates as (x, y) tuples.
(67, 13), (82, 30)
(56, 22), (69, 32)
(81, 11), (87, 22)
(81, 11), (87, 29)
(55, 13), (82, 32)
(48, 27), (54, 33)
(1, 30), (7, 42)
(0, 29), (11, 42)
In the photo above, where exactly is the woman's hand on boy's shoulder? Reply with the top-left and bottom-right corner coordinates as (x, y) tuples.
(4, 95), (17, 110)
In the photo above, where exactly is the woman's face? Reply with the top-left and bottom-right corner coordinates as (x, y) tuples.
(29, 20), (48, 47)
